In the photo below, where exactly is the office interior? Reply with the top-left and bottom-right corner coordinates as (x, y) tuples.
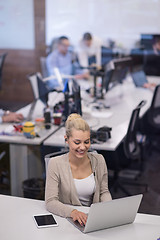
(0, 0), (160, 230)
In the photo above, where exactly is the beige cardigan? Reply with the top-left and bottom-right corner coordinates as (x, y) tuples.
(45, 152), (112, 218)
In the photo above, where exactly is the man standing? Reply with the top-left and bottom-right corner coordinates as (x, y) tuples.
(77, 32), (102, 69)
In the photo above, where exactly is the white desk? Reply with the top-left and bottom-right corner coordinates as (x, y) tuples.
(0, 194), (160, 240)
(44, 78), (155, 151)
(0, 100), (59, 196)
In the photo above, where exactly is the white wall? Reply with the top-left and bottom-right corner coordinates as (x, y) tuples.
(0, 0), (35, 49)
(46, 0), (160, 49)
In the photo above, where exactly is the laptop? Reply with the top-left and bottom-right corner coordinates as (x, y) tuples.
(131, 70), (148, 87)
(67, 194), (143, 233)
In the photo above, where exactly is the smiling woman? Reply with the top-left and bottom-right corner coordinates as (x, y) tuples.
(45, 114), (112, 226)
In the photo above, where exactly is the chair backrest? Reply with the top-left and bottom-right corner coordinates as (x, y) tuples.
(40, 57), (49, 78)
(148, 84), (160, 129)
(123, 100), (146, 159)
(0, 53), (7, 90)
(44, 149), (68, 174)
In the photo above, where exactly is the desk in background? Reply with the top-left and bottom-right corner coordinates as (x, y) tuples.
(0, 194), (160, 240)
(0, 100), (59, 197)
(44, 78), (155, 151)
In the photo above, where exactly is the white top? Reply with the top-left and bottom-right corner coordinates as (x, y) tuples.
(74, 173), (96, 206)
(77, 36), (102, 68)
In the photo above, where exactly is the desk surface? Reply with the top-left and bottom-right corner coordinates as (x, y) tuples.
(44, 78), (155, 151)
(0, 100), (59, 145)
(0, 195), (160, 240)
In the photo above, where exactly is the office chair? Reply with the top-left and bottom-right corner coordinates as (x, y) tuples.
(44, 149), (68, 175)
(0, 53), (7, 90)
(144, 84), (160, 152)
(148, 84), (160, 129)
(44, 148), (97, 176)
(0, 143), (10, 193)
(123, 100), (146, 161)
(107, 101), (148, 196)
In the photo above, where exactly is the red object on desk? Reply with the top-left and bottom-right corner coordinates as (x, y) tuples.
(13, 124), (23, 133)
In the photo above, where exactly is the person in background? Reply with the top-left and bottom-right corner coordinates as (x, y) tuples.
(0, 109), (24, 123)
(77, 32), (102, 69)
(45, 113), (112, 226)
(46, 36), (89, 90)
(152, 36), (160, 55)
(143, 36), (160, 76)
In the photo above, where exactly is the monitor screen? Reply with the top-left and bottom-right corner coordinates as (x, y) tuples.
(105, 57), (132, 91)
(63, 79), (82, 119)
(37, 74), (50, 104)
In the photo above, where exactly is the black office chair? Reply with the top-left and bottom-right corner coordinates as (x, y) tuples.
(144, 84), (160, 152)
(0, 143), (10, 193)
(123, 100), (146, 161)
(0, 53), (7, 90)
(108, 100), (148, 196)
(148, 84), (160, 129)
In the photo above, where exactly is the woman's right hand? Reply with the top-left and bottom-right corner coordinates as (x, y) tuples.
(70, 209), (88, 226)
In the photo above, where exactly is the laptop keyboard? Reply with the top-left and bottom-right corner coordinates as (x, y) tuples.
(67, 217), (85, 232)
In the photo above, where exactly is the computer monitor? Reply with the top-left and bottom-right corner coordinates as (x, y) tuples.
(63, 79), (82, 119)
(27, 73), (50, 120)
(37, 74), (50, 104)
(28, 72), (50, 104)
(105, 57), (132, 92)
(72, 79), (82, 115)
(101, 46), (114, 67)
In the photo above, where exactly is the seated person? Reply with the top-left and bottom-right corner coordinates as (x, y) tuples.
(76, 32), (102, 69)
(0, 109), (24, 123)
(143, 36), (160, 76)
(46, 36), (88, 90)
(45, 113), (112, 226)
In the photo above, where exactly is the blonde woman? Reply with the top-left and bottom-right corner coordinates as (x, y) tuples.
(45, 114), (112, 226)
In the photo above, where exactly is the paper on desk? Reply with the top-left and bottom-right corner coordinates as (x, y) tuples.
(0, 125), (18, 136)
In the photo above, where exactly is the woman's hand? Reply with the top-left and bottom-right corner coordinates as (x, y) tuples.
(70, 209), (88, 226)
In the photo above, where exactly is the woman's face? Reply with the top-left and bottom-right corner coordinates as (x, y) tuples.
(65, 129), (91, 159)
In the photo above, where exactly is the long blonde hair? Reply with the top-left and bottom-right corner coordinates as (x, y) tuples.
(65, 113), (90, 138)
